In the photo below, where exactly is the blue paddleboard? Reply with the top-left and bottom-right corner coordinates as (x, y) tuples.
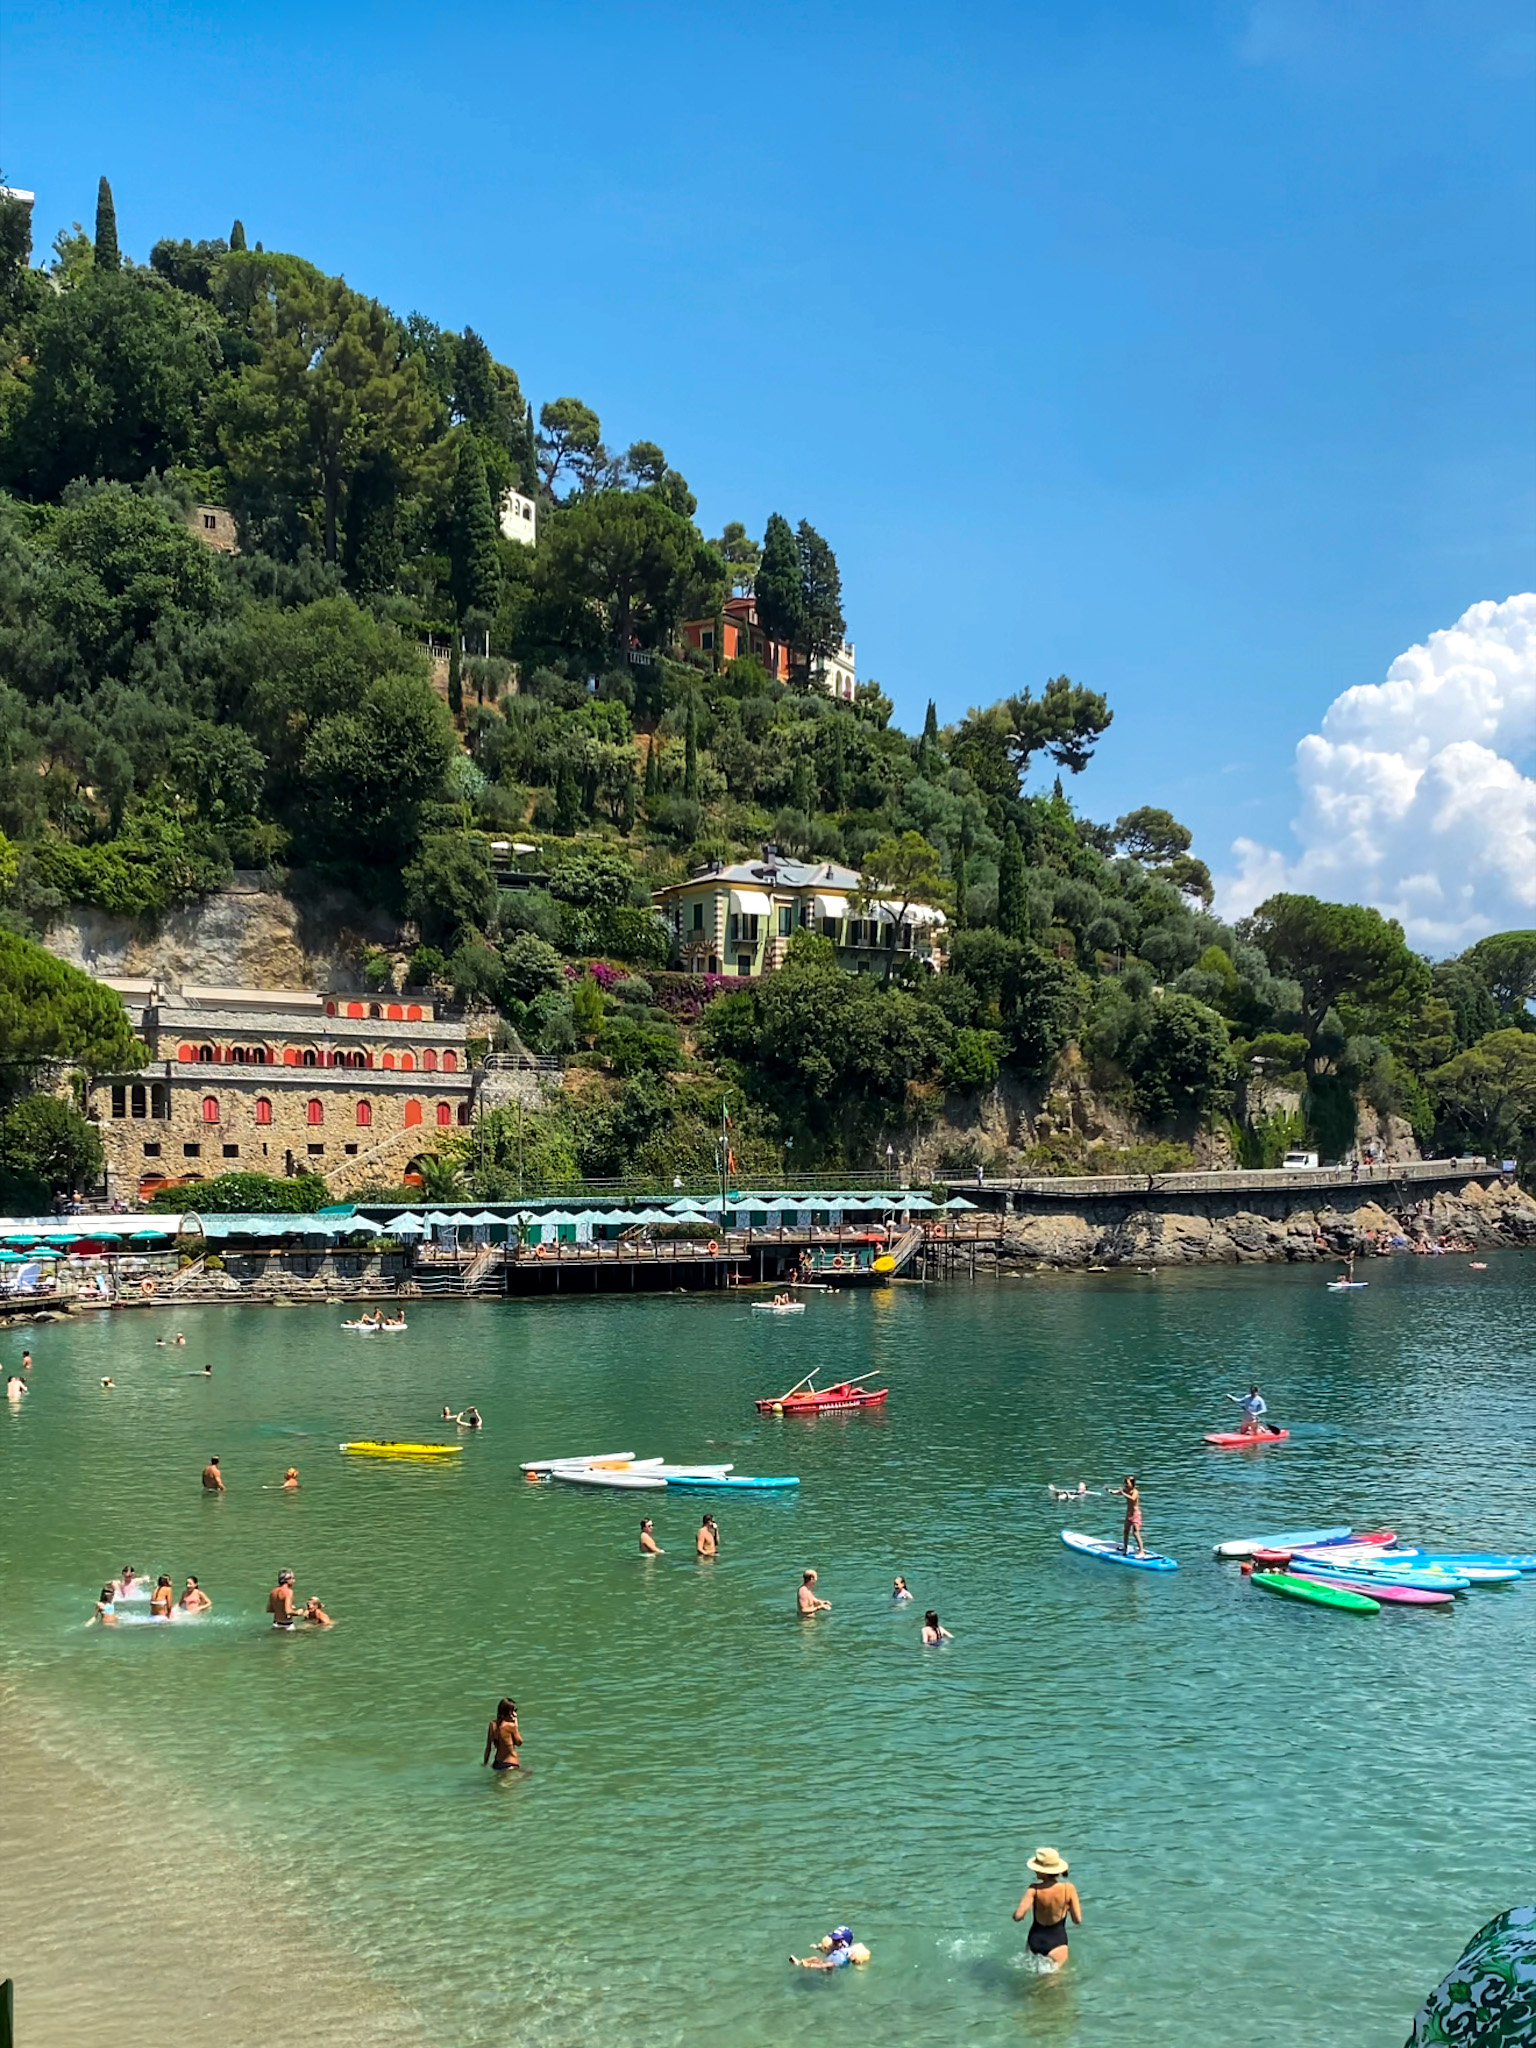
(663, 1474), (800, 1490)
(1061, 1529), (1178, 1571)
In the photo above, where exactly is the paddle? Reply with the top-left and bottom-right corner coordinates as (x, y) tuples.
(776, 1370), (818, 1402)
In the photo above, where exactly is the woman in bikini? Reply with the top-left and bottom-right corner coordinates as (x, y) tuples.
(482, 1698), (522, 1773)
(1013, 1847), (1082, 1969)
(1109, 1475), (1146, 1557)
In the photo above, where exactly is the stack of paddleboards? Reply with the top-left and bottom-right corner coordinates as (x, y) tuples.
(522, 1452), (799, 1492)
(1215, 1525), (1535, 1616)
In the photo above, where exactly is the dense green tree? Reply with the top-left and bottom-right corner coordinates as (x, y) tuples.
(147, 1169), (328, 1213)
(797, 519), (845, 677)
(855, 830), (946, 979)
(1127, 992), (1235, 1124)
(229, 218), (247, 252)
(447, 430), (502, 625)
(995, 823), (1027, 940)
(683, 690), (700, 800)
(94, 177), (120, 272)
(0, 175), (37, 328)
(1430, 1030), (1536, 1162)
(543, 489), (721, 657)
(222, 271), (439, 563)
(501, 931), (565, 1004)
(294, 674), (454, 869)
(0, 1093), (103, 1205)
(447, 635), (463, 717)
(402, 831), (496, 948)
(1, 272), (223, 496)
(1004, 676), (1113, 782)
(537, 397), (607, 496)
(0, 929), (144, 1078)
(1000, 941), (1087, 1077)
(1463, 932), (1536, 1019)
(754, 513), (804, 654)
(715, 520), (761, 594)
(1242, 894), (1424, 1078)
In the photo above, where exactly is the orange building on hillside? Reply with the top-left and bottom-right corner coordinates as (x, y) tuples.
(680, 596), (792, 681)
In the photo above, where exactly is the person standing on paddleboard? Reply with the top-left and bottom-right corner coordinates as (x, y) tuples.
(1108, 1477), (1146, 1557)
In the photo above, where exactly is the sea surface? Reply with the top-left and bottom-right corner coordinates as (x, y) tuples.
(2, 1259), (1533, 2047)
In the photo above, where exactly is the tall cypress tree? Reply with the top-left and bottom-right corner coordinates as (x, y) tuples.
(447, 637), (464, 719)
(996, 823), (1027, 940)
(448, 431), (503, 623)
(683, 692), (700, 800)
(754, 513), (805, 669)
(94, 177), (120, 271)
(229, 218), (247, 251)
(643, 735), (661, 801)
(954, 815), (973, 930)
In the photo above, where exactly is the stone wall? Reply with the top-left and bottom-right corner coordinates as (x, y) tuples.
(993, 1178), (1536, 1267)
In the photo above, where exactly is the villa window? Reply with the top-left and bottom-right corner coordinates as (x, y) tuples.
(400, 1053), (415, 1072)
(255, 1098), (273, 1126)
(423, 1049), (438, 1072)
(307, 1098), (323, 1126)
(152, 1084), (170, 1119)
(177, 1043), (194, 1063)
(201, 1095), (220, 1123)
(356, 1101), (372, 1127)
(131, 1084), (146, 1119)
(369, 1004), (382, 1020)
(436, 1102), (452, 1127)
(692, 902), (704, 931)
(737, 955), (751, 976)
(457, 1104), (470, 1126)
(198, 1045), (215, 1063)
(404, 1100), (423, 1129)
(302, 1049), (317, 1067)
(111, 1085), (126, 1119)
(442, 1051), (458, 1074)
(778, 906), (793, 937)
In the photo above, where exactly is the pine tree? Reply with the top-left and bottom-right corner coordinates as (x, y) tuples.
(229, 218), (247, 252)
(94, 177), (120, 272)
(448, 637), (463, 719)
(996, 823), (1027, 940)
(448, 431), (503, 622)
(683, 693), (700, 800)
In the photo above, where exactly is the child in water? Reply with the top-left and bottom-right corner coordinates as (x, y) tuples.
(791, 1927), (871, 1970)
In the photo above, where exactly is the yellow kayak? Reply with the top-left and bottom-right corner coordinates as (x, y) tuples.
(340, 1441), (463, 1458)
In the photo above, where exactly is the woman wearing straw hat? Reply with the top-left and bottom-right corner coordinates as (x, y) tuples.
(1013, 1847), (1081, 1969)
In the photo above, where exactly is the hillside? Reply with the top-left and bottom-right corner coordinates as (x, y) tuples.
(0, 178), (1533, 1203)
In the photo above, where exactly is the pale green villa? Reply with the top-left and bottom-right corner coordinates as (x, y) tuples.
(653, 852), (947, 978)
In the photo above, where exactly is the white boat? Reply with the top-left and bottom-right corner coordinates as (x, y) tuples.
(751, 1300), (805, 1315)
(341, 1318), (409, 1331)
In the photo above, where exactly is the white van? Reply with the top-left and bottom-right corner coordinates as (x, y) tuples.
(1280, 1150), (1320, 1170)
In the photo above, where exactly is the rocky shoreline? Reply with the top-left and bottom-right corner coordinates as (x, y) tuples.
(991, 1177), (1536, 1268)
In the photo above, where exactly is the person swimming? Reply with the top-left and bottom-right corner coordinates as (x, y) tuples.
(302, 1595), (332, 1626)
(149, 1576), (174, 1619)
(790, 1927), (869, 1970)
(1013, 1847), (1081, 1969)
(639, 1518), (664, 1555)
(115, 1566), (146, 1599)
(921, 1609), (953, 1644)
(482, 1697), (521, 1772)
(6, 1374), (27, 1401)
(281, 1468), (299, 1490)
(892, 1575), (913, 1601)
(797, 1569), (830, 1617)
(179, 1576), (212, 1613)
(1049, 1481), (1094, 1502)
(696, 1513), (719, 1558)
(93, 1586), (118, 1625)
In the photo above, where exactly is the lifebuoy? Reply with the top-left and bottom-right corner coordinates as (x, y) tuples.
(707, 1240), (719, 1254)
(535, 1244), (548, 1259)
(139, 1278), (155, 1296)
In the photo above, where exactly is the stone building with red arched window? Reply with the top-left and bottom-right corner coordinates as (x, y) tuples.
(84, 982), (479, 1202)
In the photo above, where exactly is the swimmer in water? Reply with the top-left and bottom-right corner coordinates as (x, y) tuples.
(101, 1377), (114, 1388)
(150, 1575), (174, 1619)
(93, 1586), (118, 1625)
(302, 1596), (332, 1626)
(456, 1406), (482, 1430)
(6, 1375), (27, 1401)
(791, 1927), (867, 1970)
(1049, 1481), (1093, 1502)
(696, 1513), (719, 1558)
(482, 1697), (522, 1772)
(797, 1569), (830, 1617)
(175, 1332), (186, 1346)
(1013, 1847), (1081, 1970)
(179, 1576), (212, 1613)
(267, 1569), (297, 1630)
(921, 1609), (953, 1644)
(116, 1566), (144, 1598)
(441, 1406), (454, 1421)
(156, 1337), (167, 1349)
(281, 1468), (299, 1490)
(198, 1364), (212, 1378)
(201, 1456), (225, 1493)
(892, 1575), (913, 1601)
(639, 1518), (664, 1555)
(21, 1350), (33, 1372)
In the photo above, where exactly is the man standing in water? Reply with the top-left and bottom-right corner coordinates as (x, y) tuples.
(696, 1514), (719, 1559)
(482, 1698), (522, 1772)
(639, 1518), (664, 1555)
(267, 1569), (297, 1629)
(798, 1569), (830, 1617)
(201, 1455), (225, 1493)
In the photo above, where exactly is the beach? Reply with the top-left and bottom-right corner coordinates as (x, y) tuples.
(2, 1263), (1532, 2045)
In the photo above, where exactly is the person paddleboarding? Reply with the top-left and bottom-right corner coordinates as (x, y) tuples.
(1107, 1476), (1146, 1557)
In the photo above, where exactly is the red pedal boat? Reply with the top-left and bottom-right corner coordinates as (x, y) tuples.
(756, 1379), (889, 1415)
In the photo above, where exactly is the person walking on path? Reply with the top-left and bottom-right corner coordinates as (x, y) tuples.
(201, 1456), (225, 1494)
(1013, 1847), (1081, 1969)
(1107, 1476), (1146, 1557)
(797, 1569), (830, 1617)
(483, 1698), (522, 1773)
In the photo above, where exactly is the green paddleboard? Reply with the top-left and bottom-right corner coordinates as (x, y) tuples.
(1251, 1570), (1379, 1614)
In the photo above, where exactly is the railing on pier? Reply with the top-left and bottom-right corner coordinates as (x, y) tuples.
(952, 1158), (1493, 1202)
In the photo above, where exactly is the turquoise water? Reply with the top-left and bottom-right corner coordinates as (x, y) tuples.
(2, 1260), (1533, 2046)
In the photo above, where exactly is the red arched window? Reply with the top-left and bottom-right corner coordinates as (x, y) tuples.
(283, 1047), (299, 1066)
(404, 1099), (423, 1129)
(201, 1095), (220, 1123)
(382, 1052), (396, 1070)
(325, 1001), (336, 1017)
(400, 1052), (415, 1072)
(435, 1101), (452, 1127)
(406, 1004), (422, 1021)
(442, 1050), (458, 1074)
(255, 1097), (273, 1125)
(422, 1048), (437, 1072)
(356, 1100), (372, 1127)
(306, 1098), (323, 1126)
(386, 1003), (403, 1021)
(177, 1042), (194, 1063)
(347, 1002), (363, 1018)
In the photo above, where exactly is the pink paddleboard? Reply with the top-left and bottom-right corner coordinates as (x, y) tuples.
(1291, 1573), (1452, 1607)
(1204, 1430), (1290, 1447)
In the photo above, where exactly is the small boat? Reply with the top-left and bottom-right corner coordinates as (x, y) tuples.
(1213, 1526), (1352, 1560)
(756, 1370), (888, 1415)
(1252, 1570), (1378, 1614)
(341, 1318), (408, 1332)
(340, 1440), (462, 1458)
(752, 1299), (806, 1315)
(1204, 1429), (1291, 1447)
(1060, 1529), (1177, 1572)
(662, 1473), (800, 1491)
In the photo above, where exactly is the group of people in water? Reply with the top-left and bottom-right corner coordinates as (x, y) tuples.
(92, 1566), (211, 1623)
(786, 1849), (1080, 1973)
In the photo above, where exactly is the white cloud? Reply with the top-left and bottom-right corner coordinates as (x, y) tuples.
(1216, 593), (1536, 954)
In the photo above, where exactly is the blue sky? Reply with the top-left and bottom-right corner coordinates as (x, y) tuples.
(3, 1), (1533, 906)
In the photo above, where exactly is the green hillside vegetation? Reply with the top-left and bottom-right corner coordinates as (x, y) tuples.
(0, 180), (1532, 1192)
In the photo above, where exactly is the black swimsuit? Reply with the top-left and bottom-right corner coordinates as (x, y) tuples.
(1027, 1915), (1068, 1956)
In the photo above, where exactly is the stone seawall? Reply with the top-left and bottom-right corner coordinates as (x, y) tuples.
(994, 1178), (1536, 1267)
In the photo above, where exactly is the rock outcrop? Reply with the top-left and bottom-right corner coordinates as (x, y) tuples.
(996, 1179), (1536, 1267)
